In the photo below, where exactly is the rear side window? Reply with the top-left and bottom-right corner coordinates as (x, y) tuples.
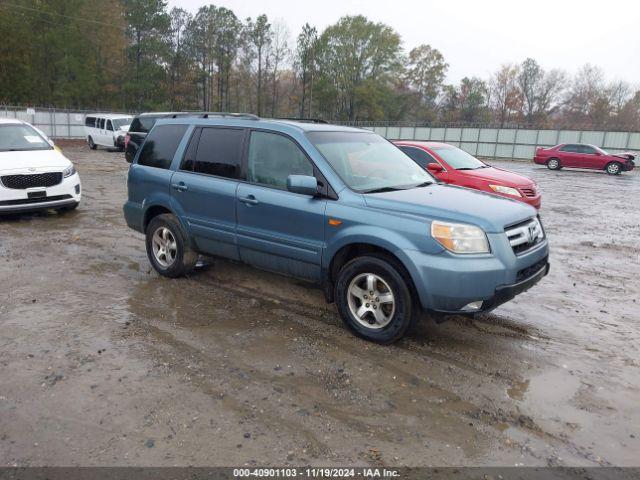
(399, 146), (438, 168)
(99, 118), (105, 129)
(190, 127), (245, 179)
(137, 124), (188, 169)
(247, 131), (314, 189)
(559, 144), (579, 153)
(85, 117), (96, 127)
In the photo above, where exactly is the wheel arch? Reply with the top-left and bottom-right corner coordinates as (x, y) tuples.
(323, 242), (420, 306)
(143, 204), (174, 232)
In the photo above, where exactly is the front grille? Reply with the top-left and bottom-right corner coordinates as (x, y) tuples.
(520, 188), (536, 197)
(505, 217), (544, 255)
(0, 194), (72, 206)
(516, 256), (548, 283)
(1, 172), (63, 189)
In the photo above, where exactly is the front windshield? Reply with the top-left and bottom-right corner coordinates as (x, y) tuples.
(112, 118), (132, 130)
(0, 124), (52, 152)
(307, 131), (434, 192)
(432, 146), (487, 170)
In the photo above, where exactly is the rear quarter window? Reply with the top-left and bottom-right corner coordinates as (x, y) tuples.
(137, 124), (189, 169)
(85, 117), (96, 128)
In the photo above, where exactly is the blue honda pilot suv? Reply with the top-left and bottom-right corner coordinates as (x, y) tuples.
(124, 114), (549, 344)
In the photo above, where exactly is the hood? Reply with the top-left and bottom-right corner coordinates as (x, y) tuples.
(457, 166), (535, 187)
(117, 124), (131, 133)
(611, 152), (635, 161)
(364, 184), (536, 233)
(0, 149), (71, 174)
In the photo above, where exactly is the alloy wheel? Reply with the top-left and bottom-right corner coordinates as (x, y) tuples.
(152, 227), (177, 267)
(347, 273), (395, 329)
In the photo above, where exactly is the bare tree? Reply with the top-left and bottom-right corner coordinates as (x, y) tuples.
(489, 63), (522, 126)
(269, 21), (291, 117)
(517, 58), (566, 124)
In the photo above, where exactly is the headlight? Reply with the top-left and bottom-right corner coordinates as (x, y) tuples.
(489, 185), (521, 197)
(431, 221), (490, 254)
(63, 164), (76, 178)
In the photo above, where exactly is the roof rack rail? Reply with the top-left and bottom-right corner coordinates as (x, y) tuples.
(199, 112), (260, 120)
(159, 112), (259, 120)
(275, 117), (328, 124)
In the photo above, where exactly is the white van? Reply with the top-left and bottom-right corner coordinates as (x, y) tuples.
(84, 114), (133, 151)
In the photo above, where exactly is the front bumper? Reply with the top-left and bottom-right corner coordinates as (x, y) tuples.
(472, 260), (549, 312)
(0, 173), (81, 214)
(402, 232), (550, 313)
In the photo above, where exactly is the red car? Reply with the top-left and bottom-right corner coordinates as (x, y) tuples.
(534, 143), (635, 175)
(395, 141), (541, 209)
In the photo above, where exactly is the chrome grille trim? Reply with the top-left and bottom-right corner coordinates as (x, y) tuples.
(505, 217), (544, 254)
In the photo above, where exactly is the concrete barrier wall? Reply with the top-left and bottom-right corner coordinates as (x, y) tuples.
(357, 124), (640, 160)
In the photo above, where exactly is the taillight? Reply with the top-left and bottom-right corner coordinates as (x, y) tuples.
(124, 134), (130, 149)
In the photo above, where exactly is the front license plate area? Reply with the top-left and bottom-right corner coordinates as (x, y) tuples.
(27, 191), (47, 199)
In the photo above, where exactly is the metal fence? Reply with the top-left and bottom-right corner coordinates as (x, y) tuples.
(357, 124), (640, 160)
(0, 105), (107, 139)
(2, 106), (640, 160)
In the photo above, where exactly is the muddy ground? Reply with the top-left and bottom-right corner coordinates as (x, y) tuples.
(1, 142), (639, 467)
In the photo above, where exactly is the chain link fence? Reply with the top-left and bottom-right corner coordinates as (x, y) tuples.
(2, 106), (640, 160)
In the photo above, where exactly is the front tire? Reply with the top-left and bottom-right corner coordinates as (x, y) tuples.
(605, 162), (622, 175)
(335, 255), (415, 344)
(546, 158), (561, 170)
(145, 214), (197, 278)
(88, 136), (97, 150)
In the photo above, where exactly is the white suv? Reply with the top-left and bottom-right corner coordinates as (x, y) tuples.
(0, 119), (81, 214)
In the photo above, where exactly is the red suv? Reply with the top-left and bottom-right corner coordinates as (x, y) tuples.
(395, 141), (541, 209)
(534, 143), (635, 175)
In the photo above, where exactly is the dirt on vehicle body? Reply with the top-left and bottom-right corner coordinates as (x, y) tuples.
(0, 143), (639, 467)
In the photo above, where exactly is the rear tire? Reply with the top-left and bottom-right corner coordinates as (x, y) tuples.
(335, 255), (416, 344)
(605, 162), (622, 175)
(145, 213), (197, 278)
(88, 137), (97, 150)
(546, 158), (561, 170)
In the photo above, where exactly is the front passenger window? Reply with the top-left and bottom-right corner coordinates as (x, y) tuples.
(579, 145), (595, 154)
(247, 131), (314, 189)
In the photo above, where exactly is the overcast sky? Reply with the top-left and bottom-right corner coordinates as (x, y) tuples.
(168, 0), (639, 85)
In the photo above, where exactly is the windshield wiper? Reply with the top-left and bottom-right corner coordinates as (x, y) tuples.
(410, 181), (434, 188)
(363, 181), (434, 194)
(362, 186), (405, 194)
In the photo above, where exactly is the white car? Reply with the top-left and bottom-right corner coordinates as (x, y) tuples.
(84, 114), (133, 151)
(0, 119), (81, 214)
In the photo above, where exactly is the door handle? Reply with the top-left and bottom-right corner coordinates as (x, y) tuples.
(171, 182), (188, 192)
(239, 195), (259, 205)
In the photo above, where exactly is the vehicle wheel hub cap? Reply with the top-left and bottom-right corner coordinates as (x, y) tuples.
(347, 273), (395, 329)
(152, 227), (177, 268)
(609, 164), (619, 173)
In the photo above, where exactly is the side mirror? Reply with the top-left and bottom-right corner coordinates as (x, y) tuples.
(287, 175), (318, 196)
(427, 163), (443, 173)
